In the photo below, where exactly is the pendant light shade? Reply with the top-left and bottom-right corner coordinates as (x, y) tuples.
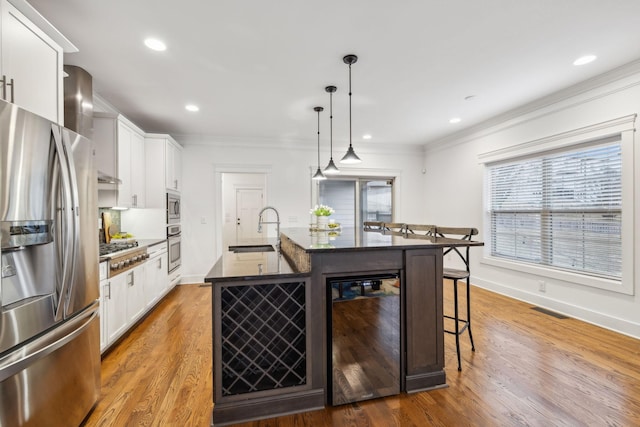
(312, 106), (326, 180)
(323, 85), (340, 174)
(340, 54), (362, 164)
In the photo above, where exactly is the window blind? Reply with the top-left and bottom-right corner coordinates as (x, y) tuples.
(489, 141), (622, 279)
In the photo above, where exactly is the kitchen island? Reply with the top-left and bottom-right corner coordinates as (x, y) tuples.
(205, 227), (482, 426)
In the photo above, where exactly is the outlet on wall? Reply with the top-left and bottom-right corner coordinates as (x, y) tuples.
(538, 280), (546, 292)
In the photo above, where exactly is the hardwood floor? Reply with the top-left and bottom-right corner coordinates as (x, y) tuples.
(84, 282), (640, 426)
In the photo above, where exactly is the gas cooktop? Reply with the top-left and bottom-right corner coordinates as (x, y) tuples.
(99, 241), (139, 256)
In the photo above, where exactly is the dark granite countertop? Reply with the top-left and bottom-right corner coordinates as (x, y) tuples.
(281, 227), (484, 252)
(204, 228), (483, 284)
(204, 237), (309, 283)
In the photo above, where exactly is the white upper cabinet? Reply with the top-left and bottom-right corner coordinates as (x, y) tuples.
(95, 113), (146, 208)
(146, 134), (182, 208)
(0, 0), (76, 124)
(166, 139), (182, 193)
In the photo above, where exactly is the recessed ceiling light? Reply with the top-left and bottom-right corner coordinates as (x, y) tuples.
(573, 55), (596, 66)
(144, 38), (166, 51)
(185, 104), (199, 112)
(449, 117), (461, 124)
(362, 134), (372, 140)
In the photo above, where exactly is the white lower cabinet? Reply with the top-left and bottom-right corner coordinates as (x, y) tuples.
(104, 272), (128, 346)
(146, 248), (168, 307)
(100, 245), (171, 354)
(125, 264), (146, 322)
(101, 263), (146, 353)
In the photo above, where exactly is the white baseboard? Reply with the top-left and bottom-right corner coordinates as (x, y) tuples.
(473, 277), (640, 340)
(180, 274), (205, 285)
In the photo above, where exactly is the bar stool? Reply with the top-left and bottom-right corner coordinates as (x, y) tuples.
(435, 226), (478, 371)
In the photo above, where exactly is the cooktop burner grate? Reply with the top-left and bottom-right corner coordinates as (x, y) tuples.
(99, 241), (139, 256)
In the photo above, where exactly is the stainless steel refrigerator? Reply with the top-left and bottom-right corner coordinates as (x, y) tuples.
(0, 99), (100, 426)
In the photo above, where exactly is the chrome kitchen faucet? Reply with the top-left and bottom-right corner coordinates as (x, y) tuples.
(257, 206), (280, 249)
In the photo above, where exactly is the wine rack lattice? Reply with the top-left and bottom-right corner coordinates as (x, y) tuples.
(220, 281), (306, 396)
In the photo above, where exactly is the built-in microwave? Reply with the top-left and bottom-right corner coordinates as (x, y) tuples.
(167, 193), (180, 224)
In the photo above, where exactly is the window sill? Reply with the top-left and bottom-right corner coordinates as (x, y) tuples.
(480, 255), (631, 295)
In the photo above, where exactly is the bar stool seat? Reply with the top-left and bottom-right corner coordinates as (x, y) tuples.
(436, 227), (478, 371)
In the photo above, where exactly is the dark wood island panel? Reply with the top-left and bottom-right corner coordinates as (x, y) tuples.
(205, 228), (481, 426)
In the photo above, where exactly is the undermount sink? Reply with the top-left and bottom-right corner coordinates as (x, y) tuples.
(229, 244), (275, 253)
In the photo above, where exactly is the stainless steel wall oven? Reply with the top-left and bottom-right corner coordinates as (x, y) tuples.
(167, 224), (181, 273)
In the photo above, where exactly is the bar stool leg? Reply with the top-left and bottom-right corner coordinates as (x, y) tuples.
(453, 279), (462, 371)
(466, 278), (475, 352)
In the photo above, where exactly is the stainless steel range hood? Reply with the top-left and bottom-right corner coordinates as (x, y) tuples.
(97, 171), (122, 184)
(63, 65), (93, 138)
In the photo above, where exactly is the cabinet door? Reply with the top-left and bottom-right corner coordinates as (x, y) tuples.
(106, 273), (128, 343)
(146, 251), (169, 306)
(0, 1), (62, 123)
(126, 266), (146, 321)
(166, 141), (182, 192)
(117, 121), (133, 208)
(144, 137), (166, 209)
(130, 130), (146, 207)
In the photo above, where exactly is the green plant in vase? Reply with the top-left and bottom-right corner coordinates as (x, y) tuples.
(310, 204), (334, 229)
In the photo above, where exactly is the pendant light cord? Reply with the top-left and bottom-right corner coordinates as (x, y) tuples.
(348, 62), (352, 149)
(330, 90), (334, 157)
(317, 109), (321, 166)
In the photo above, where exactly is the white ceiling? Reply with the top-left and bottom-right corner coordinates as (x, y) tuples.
(28, 0), (640, 149)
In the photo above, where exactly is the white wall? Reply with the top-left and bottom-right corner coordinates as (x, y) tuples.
(424, 63), (640, 338)
(179, 142), (426, 283)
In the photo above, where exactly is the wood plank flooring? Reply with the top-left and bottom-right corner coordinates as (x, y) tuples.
(83, 282), (640, 426)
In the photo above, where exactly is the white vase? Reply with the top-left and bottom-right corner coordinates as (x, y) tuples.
(316, 215), (329, 230)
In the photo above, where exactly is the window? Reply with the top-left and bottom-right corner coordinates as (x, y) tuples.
(488, 140), (622, 279)
(318, 178), (394, 229)
(480, 115), (635, 294)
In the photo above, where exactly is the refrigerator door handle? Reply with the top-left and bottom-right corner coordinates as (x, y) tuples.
(51, 126), (76, 321)
(58, 126), (82, 317)
(0, 303), (98, 383)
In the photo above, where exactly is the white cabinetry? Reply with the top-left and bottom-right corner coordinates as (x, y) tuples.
(145, 134), (182, 208)
(125, 265), (146, 322)
(0, 0), (74, 124)
(101, 262), (148, 353)
(104, 272), (128, 345)
(166, 139), (182, 192)
(95, 113), (146, 208)
(118, 121), (146, 208)
(146, 243), (168, 307)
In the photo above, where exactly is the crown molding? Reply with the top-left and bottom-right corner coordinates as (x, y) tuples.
(425, 58), (640, 153)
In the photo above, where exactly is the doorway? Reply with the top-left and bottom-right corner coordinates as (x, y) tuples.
(318, 178), (394, 229)
(221, 173), (266, 250)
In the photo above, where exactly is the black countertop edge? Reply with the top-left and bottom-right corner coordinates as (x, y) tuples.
(280, 227), (484, 253)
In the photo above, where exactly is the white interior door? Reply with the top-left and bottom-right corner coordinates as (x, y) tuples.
(236, 188), (264, 241)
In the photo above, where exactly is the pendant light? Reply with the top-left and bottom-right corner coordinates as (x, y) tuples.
(312, 106), (326, 180)
(323, 85), (340, 174)
(340, 54), (362, 164)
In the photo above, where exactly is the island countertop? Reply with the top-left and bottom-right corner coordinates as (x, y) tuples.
(280, 227), (484, 252)
(204, 237), (308, 283)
